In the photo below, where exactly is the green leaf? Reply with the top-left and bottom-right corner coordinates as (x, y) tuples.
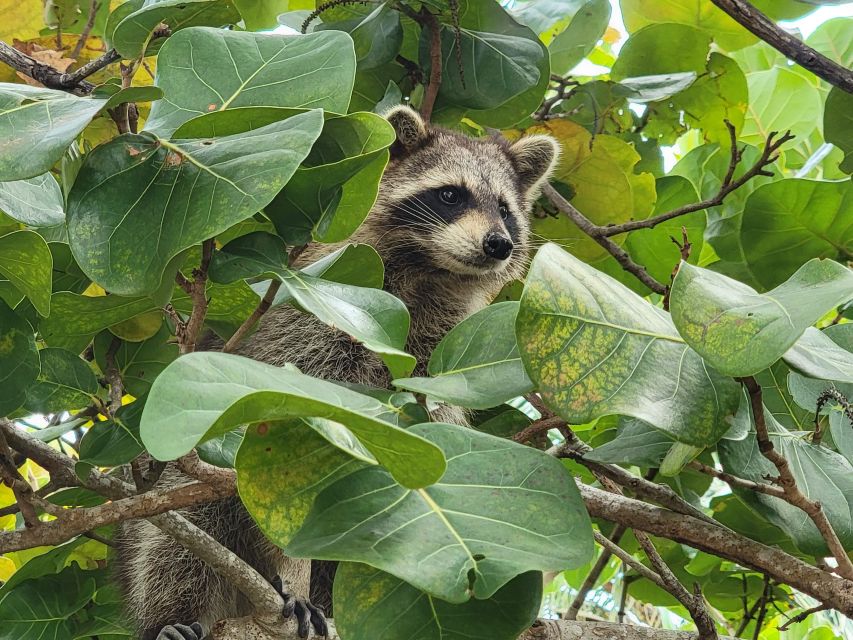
(805, 17), (852, 68)
(741, 67), (821, 148)
(67, 111), (324, 296)
(93, 325), (178, 398)
(755, 361), (812, 431)
(619, 0), (756, 50)
(287, 422), (593, 602)
(738, 179), (853, 290)
(618, 72), (698, 103)
(0, 172), (64, 227)
(0, 566), (96, 640)
(394, 302), (533, 409)
(0, 83), (107, 181)
(670, 259), (853, 377)
(321, 4), (403, 71)
(585, 418), (674, 467)
(144, 27), (355, 137)
(830, 410), (853, 465)
(611, 23), (711, 81)
(0, 299), (39, 416)
(333, 563), (542, 640)
(234, 0), (310, 30)
(266, 112), (394, 244)
(140, 351), (445, 488)
(0, 538), (87, 597)
(24, 348), (98, 414)
(548, 0), (611, 76)
(40, 292), (158, 354)
(424, 26), (542, 111)
(824, 87), (853, 174)
(0, 230), (52, 316)
(448, 0), (550, 129)
(171, 280), (260, 340)
(624, 175), (704, 288)
(718, 413), (853, 555)
(237, 419), (371, 546)
(197, 429), (244, 468)
(111, 0), (241, 58)
(211, 232), (415, 378)
(529, 120), (655, 266)
(517, 243), (740, 446)
(79, 402), (144, 467)
(783, 327), (853, 385)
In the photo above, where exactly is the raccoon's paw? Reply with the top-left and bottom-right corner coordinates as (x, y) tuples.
(271, 575), (328, 638)
(155, 622), (204, 640)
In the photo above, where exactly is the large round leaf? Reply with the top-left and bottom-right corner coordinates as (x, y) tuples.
(333, 563), (542, 640)
(144, 27), (356, 137)
(517, 243), (740, 447)
(394, 301), (534, 409)
(237, 419), (371, 546)
(824, 87), (853, 174)
(287, 422), (593, 602)
(738, 179), (853, 289)
(0, 83), (107, 181)
(0, 172), (64, 227)
(719, 412), (853, 555)
(0, 299), (39, 416)
(670, 259), (853, 377)
(140, 351), (445, 488)
(0, 230), (52, 316)
(93, 324), (178, 397)
(611, 23), (711, 81)
(111, 0), (241, 59)
(39, 292), (159, 354)
(67, 111), (324, 296)
(620, 0), (756, 51)
(24, 347), (98, 414)
(741, 67), (821, 147)
(265, 112), (395, 244)
(548, 0), (611, 75)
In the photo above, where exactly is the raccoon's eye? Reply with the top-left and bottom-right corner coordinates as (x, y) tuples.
(499, 203), (510, 220)
(438, 187), (461, 205)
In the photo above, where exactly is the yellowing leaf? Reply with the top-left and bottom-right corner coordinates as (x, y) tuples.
(526, 120), (656, 262)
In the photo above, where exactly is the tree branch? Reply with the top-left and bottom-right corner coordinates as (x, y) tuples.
(70, 0), (100, 60)
(399, 4), (442, 123)
(0, 41), (95, 94)
(579, 483), (853, 616)
(710, 0), (853, 94)
(223, 280), (281, 353)
(742, 376), (853, 580)
(688, 460), (786, 499)
(600, 126), (793, 237)
(177, 239), (215, 354)
(520, 620), (737, 639)
(541, 183), (668, 295)
(565, 523), (627, 619)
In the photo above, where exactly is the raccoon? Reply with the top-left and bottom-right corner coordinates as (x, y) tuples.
(115, 106), (559, 640)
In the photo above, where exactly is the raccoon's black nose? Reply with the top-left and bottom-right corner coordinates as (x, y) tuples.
(483, 232), (513, 260)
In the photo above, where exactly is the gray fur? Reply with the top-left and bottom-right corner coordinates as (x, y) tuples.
(115, 106), (557, 638)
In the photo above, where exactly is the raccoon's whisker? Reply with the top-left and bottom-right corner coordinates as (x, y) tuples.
(408, 195), (448, 226)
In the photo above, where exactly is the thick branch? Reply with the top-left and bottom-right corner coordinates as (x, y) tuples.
(742, 376), (853, 580)
(0, 41), (95, 94)
(520, 620), (737, 640)
(542, 184), (668, 295)
(0, 481), (230, 554)
(710, 0), (853, 94)
(580, 483), (853, 616)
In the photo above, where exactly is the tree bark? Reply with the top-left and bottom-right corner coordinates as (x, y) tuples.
(520, 620), (736, 639)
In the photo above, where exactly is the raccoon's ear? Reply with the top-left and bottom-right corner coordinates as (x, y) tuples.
(508, 135), (560, 196)
(385, 105), (428, 156)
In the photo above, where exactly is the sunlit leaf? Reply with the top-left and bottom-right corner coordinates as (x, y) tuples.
(0, 299), (39, 416)
(0, 172), (64, 227)
(517, 243), (740, 446)
(24, 347), (98, 414)
(0, 230), (52, 316)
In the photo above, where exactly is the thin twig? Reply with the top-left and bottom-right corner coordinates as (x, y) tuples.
(70, 0), (100, 60)
(512, 415), (565, 444)
(593, 530), (664, 589)
(742, 376), (853, 580)
(104, 336), (123, 416)
(178, 239), (215, 354)
(751, 578), (772, 640)
(777, 604), (830, 631)
(565, 524), (627, 619)
(600, 126), (793, 237)
(688, 460), (786, 499)
(735, 575), (770, 637)
(710, 0), (853, 93)
(222, 280), (282, 353)
(399, 4), (442, 123)
(0, 429), (39, 528)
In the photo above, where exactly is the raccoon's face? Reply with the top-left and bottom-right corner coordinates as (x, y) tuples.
(375, 106), (559, 279)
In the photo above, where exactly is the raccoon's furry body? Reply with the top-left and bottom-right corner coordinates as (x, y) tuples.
(115, 106), (558, 640)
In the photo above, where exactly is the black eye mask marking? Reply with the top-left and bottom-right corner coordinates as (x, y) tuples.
(391, 187), (475, 225)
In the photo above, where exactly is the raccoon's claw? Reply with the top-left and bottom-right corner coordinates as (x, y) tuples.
(271, 575), (328, 638)
(155, 622), (204, 640)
